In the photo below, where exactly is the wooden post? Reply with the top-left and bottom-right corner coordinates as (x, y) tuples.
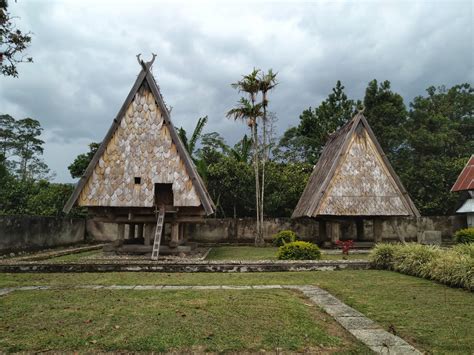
(373, 219), (383, 243)
(144, 224), (153, 246)
(328, 221), (341, 244)
(356, 218), (364, 241)
(117, 224), (125, 240)
(319, 220), (327, 243)
(128, 223), (136, 239)
(179, 223), (185, 242)
(170, 222), (179, 248)
(137, 224), (144, 239)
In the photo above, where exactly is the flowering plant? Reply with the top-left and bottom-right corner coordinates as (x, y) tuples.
(336, 239), (354, 255)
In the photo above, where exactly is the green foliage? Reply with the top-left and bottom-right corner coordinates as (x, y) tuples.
(370, 243), (473, 290)
(272, 230), (297, 247)
(277, 241), (321, 260)
(0, 0), (33, 77)
(397, 84), (474, 215)
(277, 81), (355, 164)
(178, 116), (208, 157)
(0, 177), (85, 217)
(452, 243), (474, 258)
(454, 227), (474, 244)
(68, 142), (99, 179)
(363, 79), (407, 159)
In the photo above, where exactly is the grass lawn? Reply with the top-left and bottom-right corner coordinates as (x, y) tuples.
(45, 250), (101, 263)
(1, 270), (472, 353)
(206, 246), (369, 261)
(0, 288), (367, 353)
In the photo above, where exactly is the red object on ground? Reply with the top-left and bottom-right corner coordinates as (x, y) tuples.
(451, 155), (474, 192)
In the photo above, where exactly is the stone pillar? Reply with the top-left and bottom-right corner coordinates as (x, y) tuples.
(373, 219), (383, 243)
(170, 222), (179, 248)
(328, 222), (341, 244)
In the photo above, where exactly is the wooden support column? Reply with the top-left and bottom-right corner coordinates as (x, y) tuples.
(128, 223), (136, 239)
(170, 222), (179, 248)
(179, 223), (185, 242)
(319, 220), (327, 242)
(137, 224), (144, 239)
(144, 224), (154, 246)
(373, 219), (383, 243)
(356, 218), (364, 241)
(328, 221), (341, 244)
(117, 224), (125, 240)
(115, 224), (125, 246)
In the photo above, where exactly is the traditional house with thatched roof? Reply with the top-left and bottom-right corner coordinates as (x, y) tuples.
(64, 55), (215, 259)
(292, 112), (419, 245)
(451, 155), (474, 228)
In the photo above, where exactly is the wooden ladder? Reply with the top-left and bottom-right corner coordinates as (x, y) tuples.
(151, 206), (165, 261)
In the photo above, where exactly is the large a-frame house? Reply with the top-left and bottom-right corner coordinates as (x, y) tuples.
(64, 55), (215, 258)
(292, 112), (419, 245)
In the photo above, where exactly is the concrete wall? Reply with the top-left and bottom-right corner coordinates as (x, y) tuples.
(86, 215), (467, 244)
(0, 215), (86, 253)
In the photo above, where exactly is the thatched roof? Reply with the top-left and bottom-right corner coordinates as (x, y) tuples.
(63, 58), (215, 215)
(292, 113), (420, 218)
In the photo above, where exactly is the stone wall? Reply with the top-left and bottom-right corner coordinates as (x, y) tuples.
(86, 215), (467, 244)
(0, 216), (86, 253)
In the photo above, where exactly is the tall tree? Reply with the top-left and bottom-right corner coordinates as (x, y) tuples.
(277, 80), (355, 164)
(227, 69), (264, 245)
(68, 142), (100, 179)
(13, 118), (49, 180)
(0, 0), (33, 77)
(258, 69), (278, 235)
(363, 79), (407, 160)
(399, 83), (474, 215)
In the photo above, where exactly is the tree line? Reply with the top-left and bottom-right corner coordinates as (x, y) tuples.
(0, 78), (472, 218)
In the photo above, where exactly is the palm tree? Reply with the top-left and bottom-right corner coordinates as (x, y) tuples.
(177, 116), (208, 157)
(227, 71), (264, 245)
(258, 70), (278, 237)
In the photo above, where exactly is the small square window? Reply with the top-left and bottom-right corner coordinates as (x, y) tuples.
(134, 177), (141, 184)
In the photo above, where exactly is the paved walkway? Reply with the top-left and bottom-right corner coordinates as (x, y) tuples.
(0, 284), (420, 354)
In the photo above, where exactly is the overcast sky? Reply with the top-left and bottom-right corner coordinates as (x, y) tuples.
(1, 0), (472, 182)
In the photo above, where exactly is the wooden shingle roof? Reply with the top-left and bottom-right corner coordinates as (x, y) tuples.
(63, 58), (215, 215)
(292, 113), (420, 218)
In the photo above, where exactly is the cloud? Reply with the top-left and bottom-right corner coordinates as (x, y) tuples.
(0, 0), (472, 182)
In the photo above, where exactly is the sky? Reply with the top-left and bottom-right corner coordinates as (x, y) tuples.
(1, 0), (473, 183)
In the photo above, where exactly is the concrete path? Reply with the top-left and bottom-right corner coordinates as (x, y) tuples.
(0, 284), (421, 354)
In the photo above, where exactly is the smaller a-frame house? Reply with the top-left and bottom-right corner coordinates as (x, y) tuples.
(64, 55), (215, 257)
(292, 112), (419, 244)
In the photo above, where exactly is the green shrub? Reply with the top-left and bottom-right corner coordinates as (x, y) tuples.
(452, 243), (474, 258)
(370, 242), (473, 291)
(392, 243), (441, 278)
(277, 241), (321, 260)
(370, 243), (399, 269)
(427, 253), (474, 291)
(454, 227), (474, 244)
(272, 230), (297, 247)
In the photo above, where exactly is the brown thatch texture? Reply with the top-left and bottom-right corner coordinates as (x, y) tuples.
(292, 114), (419, 218)
(63, 61), (215, 215)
